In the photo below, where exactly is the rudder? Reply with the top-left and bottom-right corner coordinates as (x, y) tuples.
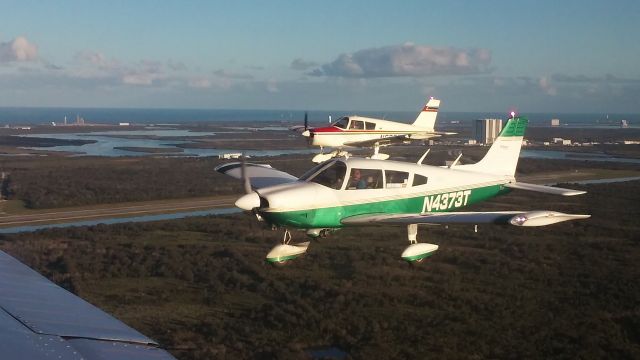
(412, 98), (440, 131)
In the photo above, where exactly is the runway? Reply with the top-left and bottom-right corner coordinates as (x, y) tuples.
(0, 196), (238, 228)
(2, 170), (639, 230)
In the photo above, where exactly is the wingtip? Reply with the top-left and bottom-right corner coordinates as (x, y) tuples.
(214, 162), (241, 174)
(562, 190), (587, 196)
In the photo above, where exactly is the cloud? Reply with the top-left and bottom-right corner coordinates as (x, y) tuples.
(290, 58), (317, 71)
(213, 69), (254, 79)
(71, 51), (123, 82)
(266, 79), (279, 93)
(309, 43), (492, 78)
(0, 36), (38, 62)
(539, 76), (557, 96)
(122, 73), (155, 85)
(188, 77), (212, 88)
(167, 60), (187, 71)
(121, 60), (165, 85)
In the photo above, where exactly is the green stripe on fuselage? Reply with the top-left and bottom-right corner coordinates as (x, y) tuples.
(261, 184), (510, 229)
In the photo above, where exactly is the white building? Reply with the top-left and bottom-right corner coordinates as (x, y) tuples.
(551, 118), (560, 126)
(219, 153), (244, 159)
(474, 118), (503, 145)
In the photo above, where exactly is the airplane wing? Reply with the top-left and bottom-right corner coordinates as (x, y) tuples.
(341, 210), (590, 227)
(342, 131), (454, 148)
(407, 131), (456, 139)
(215, 162), (298, 189)
(0, 250), (176, 359)
(505, 182), (586, 196)
(288, 125), (306, 132)
(343, 135), (412, 148)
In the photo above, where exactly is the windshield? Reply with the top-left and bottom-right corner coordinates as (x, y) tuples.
(299, 160), (333, 181)
(333, 117), (349, 129)
(307, 161), (346, 189)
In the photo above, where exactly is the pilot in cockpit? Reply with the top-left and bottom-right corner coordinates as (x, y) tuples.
(350, 169), (367, 189)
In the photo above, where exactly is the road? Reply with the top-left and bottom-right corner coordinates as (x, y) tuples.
(0, 196), (238, 228)
(2, 169), (638, 229)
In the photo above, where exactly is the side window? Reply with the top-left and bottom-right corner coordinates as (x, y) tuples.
(365, 122), (376, 130)
(412, 174), (428, 186)
(309, 161), (346, 189)
(385, 170), (409, 188)
(347, 168), (383, 190)
(350, 120), (364, 130)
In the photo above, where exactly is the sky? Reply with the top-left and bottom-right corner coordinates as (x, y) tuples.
(0, 0), (639, 113)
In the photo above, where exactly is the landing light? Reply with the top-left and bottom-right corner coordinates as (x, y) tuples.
(510, 214), (528, 226)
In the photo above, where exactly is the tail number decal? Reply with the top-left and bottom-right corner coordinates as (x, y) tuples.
(423, 190), (471, 212)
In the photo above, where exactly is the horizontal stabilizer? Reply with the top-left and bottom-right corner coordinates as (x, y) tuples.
(505, 182), (586, 196)
(342, 210), (590, 227)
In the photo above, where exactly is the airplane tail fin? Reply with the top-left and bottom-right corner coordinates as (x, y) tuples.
(412, 98), (440, 131)
(459, 117), (528, 177)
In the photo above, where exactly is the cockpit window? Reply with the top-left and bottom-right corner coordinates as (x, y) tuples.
(346, 168), (383, 190)
(333, 117), (349, 129)
(307, 161), (346, 189)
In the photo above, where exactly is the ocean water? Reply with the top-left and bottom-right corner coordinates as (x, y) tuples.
(0, 107), (637, 127)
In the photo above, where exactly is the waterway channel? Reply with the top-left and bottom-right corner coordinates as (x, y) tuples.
(15, 129), (640, 164)
(2, 176), (639, 234)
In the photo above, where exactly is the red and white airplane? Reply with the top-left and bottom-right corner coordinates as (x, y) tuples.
(298, 98), (450, 162)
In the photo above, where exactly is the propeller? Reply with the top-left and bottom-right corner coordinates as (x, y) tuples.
(301, 111), (311, 138)
(240, 153), (252, 194)
(235, 154), (261, 210)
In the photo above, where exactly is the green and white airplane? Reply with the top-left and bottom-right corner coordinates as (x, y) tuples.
(216, 116), (590, 264)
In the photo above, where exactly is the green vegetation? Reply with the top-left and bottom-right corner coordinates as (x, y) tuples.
(1, 181), (639, 359)
(2, 147), (639, 211)
(0, 135), (96, 147)
(0, 156), (245, 208)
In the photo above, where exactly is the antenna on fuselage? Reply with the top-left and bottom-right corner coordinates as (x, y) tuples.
(417, 149), (430, 165)
(448, 153), (463, 168)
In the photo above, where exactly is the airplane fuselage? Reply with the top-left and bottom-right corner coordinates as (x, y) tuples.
(219, 116), (591, 264)
(254, 157), (513, 229)
(309, 116), (438, 148)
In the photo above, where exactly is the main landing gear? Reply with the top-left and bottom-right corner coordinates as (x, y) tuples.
(265, 226), (438, 265)
(312, 148), (351, 163)
(401, 224), (438, 263)
(265, 229), (309, 265)
(368, 144), (389, 161)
